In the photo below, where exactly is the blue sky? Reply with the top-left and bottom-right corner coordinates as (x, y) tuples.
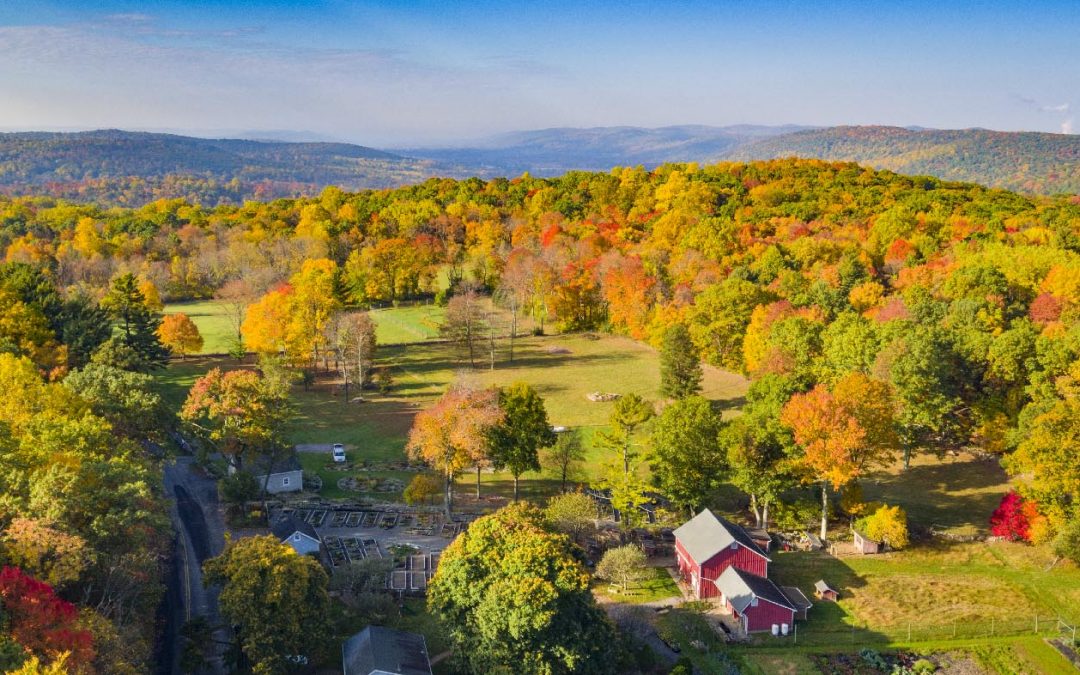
(0, 0), (1076, 145)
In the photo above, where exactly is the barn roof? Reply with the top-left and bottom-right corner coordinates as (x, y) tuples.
(716, 566), (795, 614)
(270, 514), (319, 543)
(342, 625), (432, 675)
(673, 509), (770, 564)
(781, 586), (813, 612)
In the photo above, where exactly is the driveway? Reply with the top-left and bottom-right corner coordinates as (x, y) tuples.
(163, 456), (230, 675)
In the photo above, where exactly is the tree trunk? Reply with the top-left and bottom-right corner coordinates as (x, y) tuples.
(750, 493), (761, 528)
(903, 444), (911, 470)
(445, 471), (453, 515)
(513, 474), (520, 502)
(762, 499), (770, 530)
(560, 466), (567, 493)
(509, 304), (517, 362)
(820, 482), (829, 541)
(475, 465), (482, 499)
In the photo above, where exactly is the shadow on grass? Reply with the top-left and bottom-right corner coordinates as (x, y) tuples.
(861, 455), (1008, 532)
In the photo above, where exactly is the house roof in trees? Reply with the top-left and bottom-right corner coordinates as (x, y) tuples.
(342, 625), (432, 675)
(673, 508), (770, 564)
(716, 566), (795, 614)
(249, 453), (303, 476)
(270, 514), (319, 543)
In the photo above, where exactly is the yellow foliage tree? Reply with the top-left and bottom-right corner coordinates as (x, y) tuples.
(137, 278), (164, 312)
(241, 285), (293, 356)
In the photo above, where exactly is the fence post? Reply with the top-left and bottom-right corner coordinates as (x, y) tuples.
(992, 617), (995, 636)
(907, 622), (911, 641)
(794, 622), (797, 646)
(953, 620), (957, 638)
(1035, 615), (1038, 634)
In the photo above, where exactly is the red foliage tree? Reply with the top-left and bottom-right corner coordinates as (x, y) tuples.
(0, 566), (94, 664)
(989, 491), (1036, 542)
(1029, 293), (1063, 324)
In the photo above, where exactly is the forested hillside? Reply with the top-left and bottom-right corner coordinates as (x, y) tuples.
(0, 130), (451, 205)
(6, 160), (1080, 670)
(731, 125), (1080, 195)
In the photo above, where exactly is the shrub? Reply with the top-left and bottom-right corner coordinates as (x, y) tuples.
(989, 490), (1036, 541)
(858, 504), (910, 549)
(403, 473), (441, 506)
(1053, 518), (1080, 564)
(220, 471), (260, 503)
(912, 657), (937, 674)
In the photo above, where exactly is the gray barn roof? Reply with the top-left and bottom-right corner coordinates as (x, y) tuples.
(673, 509), (770, 564)
(342, 626), (432, 675)
(270, 514), (319, 543)
(716, 566), (795, 614)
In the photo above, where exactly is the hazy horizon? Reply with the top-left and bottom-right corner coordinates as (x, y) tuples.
(1, 0), (1077, 145)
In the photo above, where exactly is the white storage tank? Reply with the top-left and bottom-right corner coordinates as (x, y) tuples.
(771, 624), (779, 636)
(781, 623), (789, 636)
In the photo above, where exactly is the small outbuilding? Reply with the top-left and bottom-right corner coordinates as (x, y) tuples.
(715, 566), (796, 633)
(814, 580), (839, 602)
(342, 625), (432, 675)
(249, 454), (304, 494)
(780, 586), (813, 621)
(674, 509), (771, 599)
(852, 529), (881, 555)
(271, 514), (322, 557)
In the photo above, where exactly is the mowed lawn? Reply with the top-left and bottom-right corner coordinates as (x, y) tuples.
(164, 299), (236, 354)
(154, 330), (749, 502)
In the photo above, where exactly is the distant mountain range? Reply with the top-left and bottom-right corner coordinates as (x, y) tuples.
(395, 125), (811, 176)
(1, 125), (1077, 205)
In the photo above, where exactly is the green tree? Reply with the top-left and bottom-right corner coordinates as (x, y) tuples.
(100, 273), (169, 371)
(542, 429), (586, 493)
(203, 536), (329, 675)
(595, 544), (649, 594)
(489, 383), (557, 501)
(650, 396), (725, 513)
(659, 324), (702, 399)
(597, 394), (654, 475)
(64, 363), (165, 441)
(428, 504), (617, 675)
(543, 491), (597, 541)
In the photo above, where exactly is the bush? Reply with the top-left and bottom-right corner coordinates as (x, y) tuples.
(403, 474), (441, 506)
(1053, 517), (1080, 564)
(990, 490), (1037, 541)
(669, 657), (693, 675)
(774, 496), (819, 531)
(912, 658), (937, 674)
(544, 492), (597, 539)
(220, 471), (260, 504)
(858, 504), (910, 549)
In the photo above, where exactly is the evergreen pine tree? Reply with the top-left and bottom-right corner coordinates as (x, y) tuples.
(659, 324), (702, 399)
(101, 273), (170, 371)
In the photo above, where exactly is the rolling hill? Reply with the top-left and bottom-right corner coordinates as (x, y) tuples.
(0, 129), (456, 205)
(729, 126), (1080, 195)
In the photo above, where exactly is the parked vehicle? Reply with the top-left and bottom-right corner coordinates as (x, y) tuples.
(332, 444), (346, 462)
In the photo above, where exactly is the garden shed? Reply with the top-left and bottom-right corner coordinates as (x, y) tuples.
(853, 529), (881, 554)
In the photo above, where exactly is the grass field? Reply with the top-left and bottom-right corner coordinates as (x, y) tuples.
(155, 330), (749, 501)
(164, 299), (483, 352)
(164, 299), (236, 354)
(594, 566), (682, 603)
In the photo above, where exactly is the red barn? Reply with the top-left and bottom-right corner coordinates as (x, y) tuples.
(673, 509), (770, 599)
(715, 566), (796, 633)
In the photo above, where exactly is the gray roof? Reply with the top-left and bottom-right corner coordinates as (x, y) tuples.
(715, 566), (795, 614)
(342, 626), (432, 675)
(250, 453), (303, 476)
(781, 586), (813, 611)
(814, 580), (836, 594)
(673, 509), (770, 564)
(270, 514), (320, 543)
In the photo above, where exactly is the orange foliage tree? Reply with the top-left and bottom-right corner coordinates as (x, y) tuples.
(406, 386), (503, 511)
(157, 313), (203, 358)
(781, 373), (899, 539)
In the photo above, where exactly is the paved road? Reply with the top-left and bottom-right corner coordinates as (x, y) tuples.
(163, 456), (230, 675)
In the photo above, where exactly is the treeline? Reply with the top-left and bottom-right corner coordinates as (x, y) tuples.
(7, 158), (1080, 545)
(0, 265), (174, 671)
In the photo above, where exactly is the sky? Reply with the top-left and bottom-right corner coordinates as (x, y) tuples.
(0, 0), (1077, 146)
